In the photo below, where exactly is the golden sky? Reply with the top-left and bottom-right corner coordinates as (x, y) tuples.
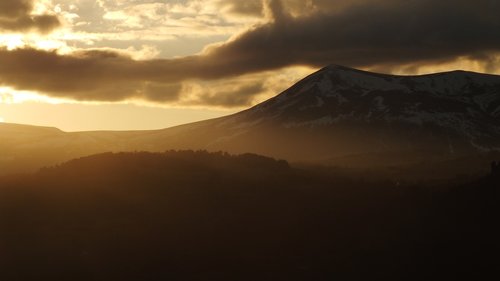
(1, 0), (499, 131)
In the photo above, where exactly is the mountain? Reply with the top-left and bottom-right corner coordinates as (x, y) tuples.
(1, 65), (500, 176)
(0, 123), (140, 175)
(138, 65), (500, 167)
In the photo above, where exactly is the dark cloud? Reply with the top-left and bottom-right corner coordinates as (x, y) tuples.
(142, 82), (183, 102)
(1, 0), (500, 106)
(0, 47), (269, 106)
(0, 0), (60, 33)
(0, 48), (182, 102)
(189, 82), (265, 107)
(206, 0), (500, 72)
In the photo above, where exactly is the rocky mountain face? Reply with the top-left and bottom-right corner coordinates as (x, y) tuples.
(1, 65), (500, 176)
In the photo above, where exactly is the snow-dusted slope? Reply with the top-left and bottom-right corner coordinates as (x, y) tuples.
(213, 65), (500, 153)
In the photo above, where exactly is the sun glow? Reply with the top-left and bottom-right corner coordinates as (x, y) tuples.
(0, 87), (70, 105)
(0, 34), (25, 50)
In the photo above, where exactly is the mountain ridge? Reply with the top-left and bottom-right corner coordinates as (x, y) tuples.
(191, 65), (500, 153)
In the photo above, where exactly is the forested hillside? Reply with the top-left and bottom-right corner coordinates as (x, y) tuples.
(0, 151), (497, 280)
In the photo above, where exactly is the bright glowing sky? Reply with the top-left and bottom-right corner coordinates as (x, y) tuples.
(1, 0), (499, 131)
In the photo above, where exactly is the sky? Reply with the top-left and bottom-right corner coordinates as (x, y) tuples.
(0, 0), (499, 131)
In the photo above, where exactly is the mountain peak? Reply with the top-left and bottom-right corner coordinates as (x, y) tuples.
(321, 64), (500, 80)
(240, 64), (500, 154)
(301, 64), (500, 95)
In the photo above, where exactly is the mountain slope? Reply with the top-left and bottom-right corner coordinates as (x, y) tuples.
(0, 123), (145, 175)
(141, 65), (500, 163)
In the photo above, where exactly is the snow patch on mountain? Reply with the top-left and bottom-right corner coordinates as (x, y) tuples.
(299, 96), (325, 111)
(493, 106), (500, 116)
(372, 96), (387, 112)
(325, 65), (406, 92)
(473, 92), (500, 111)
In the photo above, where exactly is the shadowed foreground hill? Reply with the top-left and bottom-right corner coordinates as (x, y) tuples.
(0, 151), (498, 280)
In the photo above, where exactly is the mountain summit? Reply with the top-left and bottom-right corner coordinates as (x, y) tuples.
(246, 64), (500, 130)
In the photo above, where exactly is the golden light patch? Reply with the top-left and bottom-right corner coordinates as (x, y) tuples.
(0, 34), (25, 50)
(0, 87), (70, 105)
(385, 55), (500, 76)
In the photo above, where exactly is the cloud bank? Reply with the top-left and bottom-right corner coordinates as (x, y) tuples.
(1, 0), (500, 106)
